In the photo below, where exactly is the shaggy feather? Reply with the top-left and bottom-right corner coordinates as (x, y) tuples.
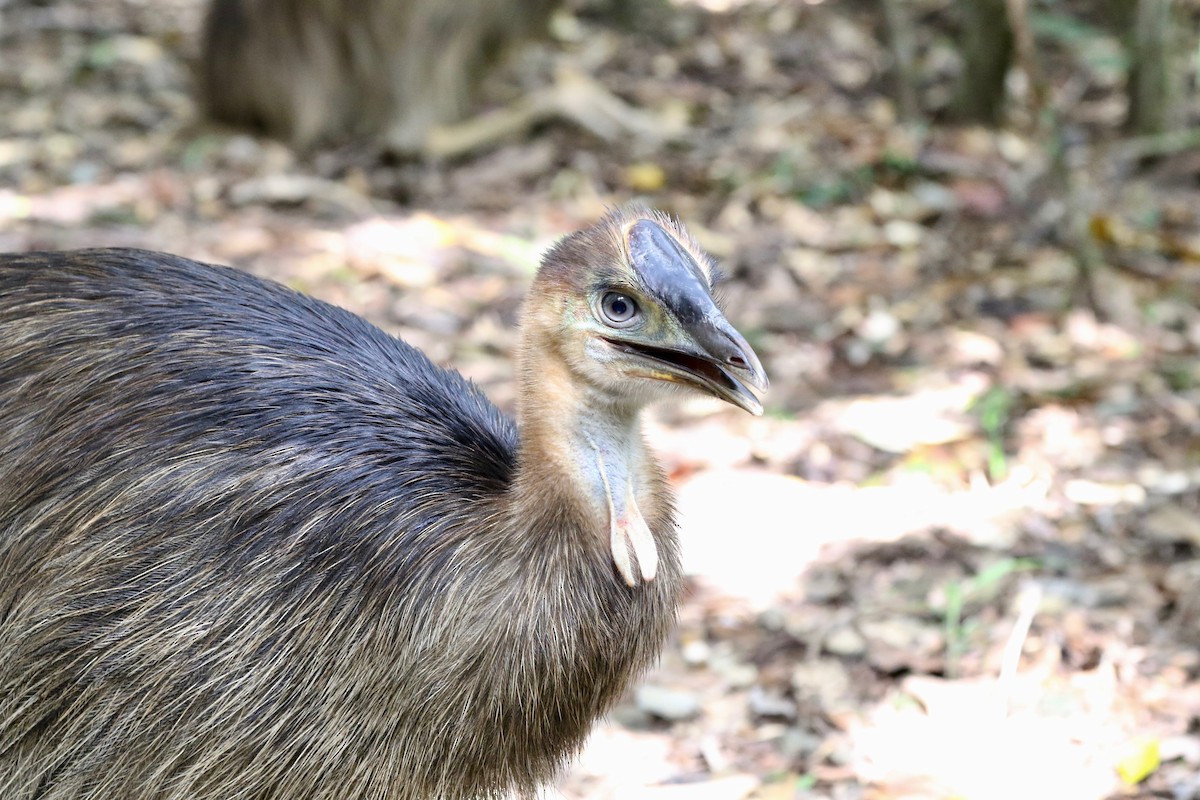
(0, 208), (760, 800)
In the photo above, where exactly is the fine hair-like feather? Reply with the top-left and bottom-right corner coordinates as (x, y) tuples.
(0, 247), (681, 799)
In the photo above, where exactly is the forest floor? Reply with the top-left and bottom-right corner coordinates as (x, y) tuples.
(2, 0), (1199, 798)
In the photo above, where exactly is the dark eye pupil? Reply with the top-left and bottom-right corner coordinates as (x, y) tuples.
(601, 292), (638, 325)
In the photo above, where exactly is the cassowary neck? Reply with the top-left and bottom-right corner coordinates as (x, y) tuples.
(513, 345), (661, 584)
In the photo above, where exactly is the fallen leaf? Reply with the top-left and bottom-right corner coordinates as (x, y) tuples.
(626, 162), (667, 191)
(1115, 737), (1160, 785)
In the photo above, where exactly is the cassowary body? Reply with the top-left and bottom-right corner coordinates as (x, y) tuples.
(0, 210), (765, 799)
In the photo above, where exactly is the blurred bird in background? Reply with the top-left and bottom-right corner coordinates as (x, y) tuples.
(199, 0), (670, 157)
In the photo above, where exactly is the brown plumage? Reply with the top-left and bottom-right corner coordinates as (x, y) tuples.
(0, 208), (766, 799)
(199, 0), (557, 151)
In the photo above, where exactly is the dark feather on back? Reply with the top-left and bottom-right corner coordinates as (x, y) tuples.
(0, 248), (679, 799)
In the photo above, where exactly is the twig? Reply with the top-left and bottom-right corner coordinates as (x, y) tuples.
(1110, 128), (1200, 164)
(1005, 0), (1048, 124)
(882, 0), (920, 122)
(998, 580), (1041, 716)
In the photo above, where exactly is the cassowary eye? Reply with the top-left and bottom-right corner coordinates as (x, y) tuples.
(600, 292), (639, 326)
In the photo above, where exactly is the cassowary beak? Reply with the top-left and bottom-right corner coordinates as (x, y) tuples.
(611, 218), (768, 414)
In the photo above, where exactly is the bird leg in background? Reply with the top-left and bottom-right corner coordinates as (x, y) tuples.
(419, 66), (683, 160)
(585, 434), (658, 587)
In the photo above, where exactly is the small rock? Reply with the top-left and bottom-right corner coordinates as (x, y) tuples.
(946, 329), (1004, 366)
(1062, 478), (1146, 507)
(910, 180), (959, 217)
(882, 219), (924, 249)
(1026, 247), (1078, 286)
(709, 651), (758, 689)
(857, 307), (901, 345)
(681, 638), (711, 667)
(860, 617), (944, 674)
(1163, 560), (1200, 644)
(824, 625), (867, 658)
(0, 139), (34, 170)
(1142, 504), (1200, 548)
(1169, 772), (1200, 800)
(1160, 734), (1200, 766)
(748, 686), (797, 720)
(1135, 464), (1193, 495)
(791, 659), (853, 713)
(634, 685), (702, 722)
(41, 133), (83, 167)
(89, 35), (164, 67)
(222, 135), (266, 168)
(803, 569), (847, 604)
(609, 703), (653, 730)
(229, 174), (371, 215)
(10, 99), (55, 134)
(777, 727), (824, 761)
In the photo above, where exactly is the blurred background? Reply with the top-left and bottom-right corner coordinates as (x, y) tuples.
(1, 0), (1198, 796)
